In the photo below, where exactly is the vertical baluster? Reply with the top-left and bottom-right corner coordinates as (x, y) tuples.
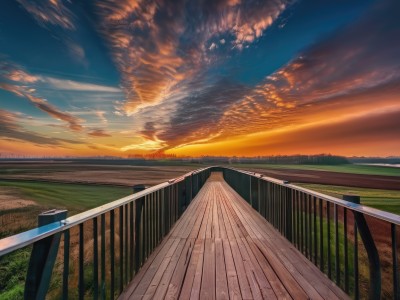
(144, 196), (148, 260)
(93, 217), (99, 299)
(130, 202), (134, 280)
(319, 198), (324, 272)
(354, 223), (359, 299)
(125, 204), (128, 286)
(300, 192), (304, 255)
(392, 224), (399, 300)
(308, 194), (312, 260)
(79, 223), (84, 300)
(62, 229), (70, 300)
(344, 208), (349, 294)
(101, 214), (106, 299)
(305, 193), (309, 258)
(335, 204), (340, 286)
(110, 210), (115, 299)
(327, 202), (331, 279)
(296, 191), (300, 250)
(119, 206), (123, 293)
(313, 196), (317, 265)
(152, 193), (155, 250)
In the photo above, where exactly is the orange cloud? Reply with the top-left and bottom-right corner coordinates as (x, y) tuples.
(88, 129), (111, 137)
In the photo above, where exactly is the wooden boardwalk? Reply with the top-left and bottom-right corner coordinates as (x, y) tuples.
(120, 172), (348, 299)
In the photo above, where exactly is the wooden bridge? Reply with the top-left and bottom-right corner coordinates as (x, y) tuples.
(0, 166), (399, 299)
(120, 172), (347, 299)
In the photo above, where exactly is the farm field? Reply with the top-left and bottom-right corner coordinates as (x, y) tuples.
(0, 161), (199, 186)
(0, 161), (400, 299)
(237, 164), (400, 190)
(297, 183), (400, 215)
(232, 163), (400, 176)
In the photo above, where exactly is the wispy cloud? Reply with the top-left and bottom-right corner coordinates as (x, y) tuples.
(88, 129), (111, 137)
(132, 0), (400, 153)
(42, 77), (121, 92)
(0, 109), (80, 146)
(16, 0), (75, 30)
(0, 63), (84, 131)
(95, 0), (288, 114)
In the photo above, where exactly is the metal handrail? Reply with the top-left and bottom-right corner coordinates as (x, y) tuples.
(0, 167), (211, 256)
(227, 167), (400, 225)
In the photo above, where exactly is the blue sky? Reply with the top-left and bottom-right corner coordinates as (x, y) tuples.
(1, 0), (399, 157)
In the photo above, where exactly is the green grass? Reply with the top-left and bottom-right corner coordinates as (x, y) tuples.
(0, 180), (131, 215)
(0, 181), (131, 299)
(230, 163), (400, 177)
(297, 183), (400, 215)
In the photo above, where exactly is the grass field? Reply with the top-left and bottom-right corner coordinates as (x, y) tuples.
(231, 163), (400, 177)
(1, 162), (399, 298)
(0, 180), (131, 216)
(297, 183), (400, 215)
(0, 180), (131, 300)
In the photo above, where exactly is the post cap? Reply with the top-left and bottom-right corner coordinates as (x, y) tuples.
(343, 194), (360, 204)
(38, 209), (68, 226)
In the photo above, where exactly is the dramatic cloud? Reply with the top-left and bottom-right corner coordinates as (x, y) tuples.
(96, 0), (288, 114)
(0, 63), (84, 131)
(2, 0), (399, 157)
(0, 109), (79, 146)
(178, 0), (400, 146)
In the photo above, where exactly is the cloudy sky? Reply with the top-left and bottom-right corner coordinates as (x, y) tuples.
(0, 0), (399, 157)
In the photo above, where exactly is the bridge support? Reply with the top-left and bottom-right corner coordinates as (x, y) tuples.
(344, 195), (381, 300)
(24, 209), (67, 300)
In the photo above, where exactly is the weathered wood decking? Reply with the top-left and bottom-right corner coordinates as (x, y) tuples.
(120, 172), (348, 299)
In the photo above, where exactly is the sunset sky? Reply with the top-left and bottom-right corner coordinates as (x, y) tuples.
(0, 0), (399, 157)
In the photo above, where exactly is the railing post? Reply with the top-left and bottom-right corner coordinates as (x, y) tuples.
(344, 195), (381, 300)
(24, 209), (67, 300)
(286, 188), (293, 242)
(135, 198), (143, 271)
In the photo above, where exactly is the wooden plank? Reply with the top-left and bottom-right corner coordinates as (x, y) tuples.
(216, 192), (241, 300)
(165, 191), (210, 299)
(179, 238), (204, 299)
(217, 187), (253, 300)
(224, 187), (308, 299)
(152, 239), (186, 299)
(221, 193), (274, 300)
(224, 186), (315, 300)
(119, 231), (175, 299)
(134, 238), (180, 299)
(200, 238), (216, 299)
(190, 197), (213, 300)
(215, 238), (229, 299)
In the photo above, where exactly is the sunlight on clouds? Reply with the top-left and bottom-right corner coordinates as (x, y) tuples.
(121, 138), (167, 151)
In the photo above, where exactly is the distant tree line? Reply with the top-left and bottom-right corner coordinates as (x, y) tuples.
(348, 157), (400, 164)
(193, 154), (350, 165)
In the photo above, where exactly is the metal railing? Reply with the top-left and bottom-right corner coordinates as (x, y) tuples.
(222, 167), (400, 300)
(0, 166), (399, 299)
(0, 167), (211, 299)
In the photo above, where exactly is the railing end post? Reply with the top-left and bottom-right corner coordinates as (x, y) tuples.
(343, 194), (381, 300)
(25, 209), (68, 300)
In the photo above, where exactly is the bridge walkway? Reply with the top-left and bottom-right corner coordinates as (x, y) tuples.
(119, 172), (348, 299)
